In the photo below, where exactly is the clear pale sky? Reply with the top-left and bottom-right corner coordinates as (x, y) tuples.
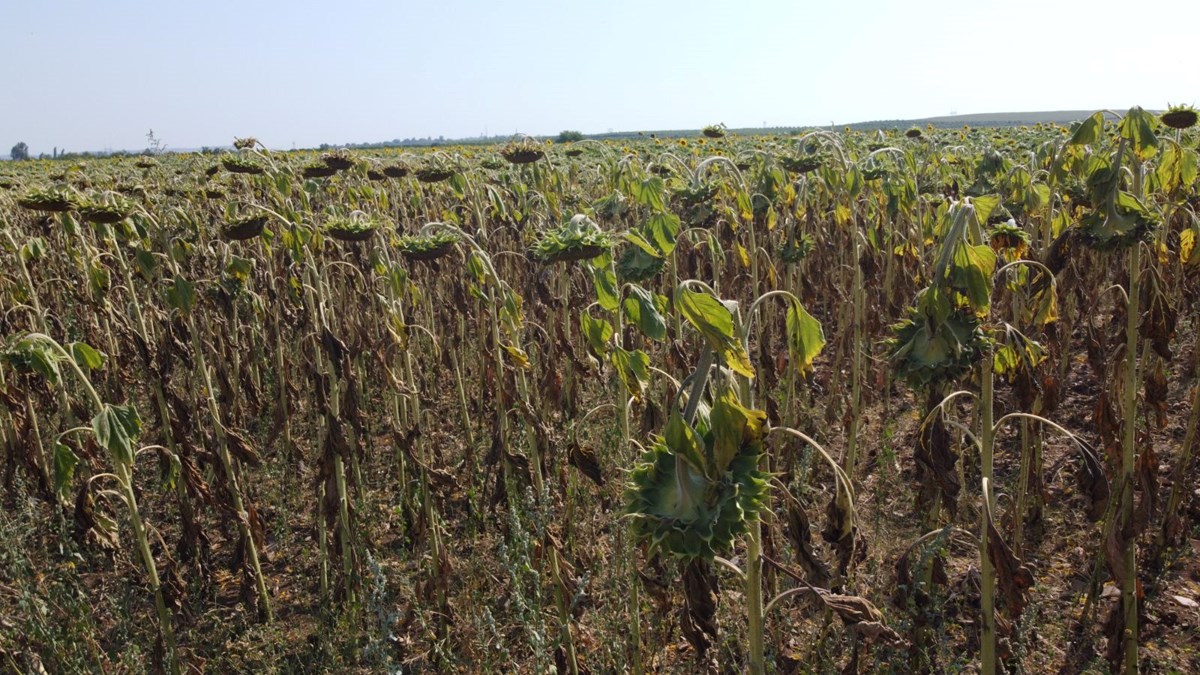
(3, 0), (1197, 154)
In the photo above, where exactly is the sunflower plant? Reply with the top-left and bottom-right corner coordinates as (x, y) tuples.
(17, 186), (78, 212)
(396, 231), (459, 261)
(78, 193), (136, 225)
(325, 212), (380, 242)
(626, 388), (768, 560)
(531, 214), (614, 263)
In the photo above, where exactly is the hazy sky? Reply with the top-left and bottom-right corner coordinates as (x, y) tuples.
(3, 0), (1197, 154)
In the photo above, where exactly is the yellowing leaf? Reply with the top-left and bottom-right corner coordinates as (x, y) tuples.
(709, 388), (766, 475)
(735, 242), (751, 268)
(501, 343), (531, 370)
(834, 203), (852, 227)
(677, 288), (755, 379)
(1155, 241), (1170, 266)
(971, 194), (1002, 225)
(500, 290), (524, 336)
(1026, 281), (1058, 328)
(1181, 227), (1197, 266)
(736, 192), (754, 224)
(610, 346), (651, 402)
(948, 243), (997, 316)
(786, 300), (825, 375)
(580, 312), (613, 355)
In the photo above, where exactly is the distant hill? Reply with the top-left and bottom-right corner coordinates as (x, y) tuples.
(918, 110), (1102, 125)
(841, 110), (1122, 131)
(317, 111), (1123, 150)
(549, 111), (1116, 143)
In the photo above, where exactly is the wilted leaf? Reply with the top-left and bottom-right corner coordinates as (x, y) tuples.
(134, 248), (158, 279)
(3, 337), (63, 385)
(92, 404), (142, 466)
(53, 442), (79, 501)
(623, 231), (659, 258)
(567, 441), (604, 487)
(644, 212), (680, 256)
(1118, 106), (1158, 161)
(709, 388), (765, 475)
(665, 409), (706, 474)
(1081, 190), (1159, 251)
(225, 255), (253, 282)
(87, 261), (111, 298)
(225, 427), (263, 468)
(986, 503), (1035, 620)
(680, 559), (719, 658)
(501, 343), (532, 370)
(20, 237), (46, 263)
(500, 290), (523, 334)
(466, 252), (486, 285)
(785, 300), (824, 376)
(1068, 111), (1107, 147)
(1025, 277), (1058, 327)
(628, 176), (666, 211)
(735, 242), (751, 268)
(74, 481), (119, 551)
(588, 253), (620, 311)
(610, 346), (651, 402)
(579, 312), (613, 356)
(623, 285), (667, 342)
(784, 499), (832, 588)
(1155, 141), (1198, 196)
(69, 342), (106, 372)
(166, 275), (195, 315)
(948, 243), (997, 315)
(992, 328), (1047, 381)
(971, 194), (1002, 225)
(677, 288), (754, 379)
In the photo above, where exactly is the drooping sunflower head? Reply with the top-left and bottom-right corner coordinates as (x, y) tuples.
(888, 288), (989, 389)
(626, 390), (770, 561)
(1161, 104), (1198, 130)
(531, 214), (613, 264)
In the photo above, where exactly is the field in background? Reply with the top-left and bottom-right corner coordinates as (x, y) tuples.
(1, 111), (1199, 673)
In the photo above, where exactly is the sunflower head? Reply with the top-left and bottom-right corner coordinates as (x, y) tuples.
(1161, 104), (1198, 130)
(626, 390), (769, 561)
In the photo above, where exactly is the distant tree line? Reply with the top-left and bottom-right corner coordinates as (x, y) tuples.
(333, 130), (586, 151)
(4, 137), (218, 162)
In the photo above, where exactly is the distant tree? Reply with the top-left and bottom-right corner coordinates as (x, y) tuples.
(145, 129), (166, 155)
(556, 130), (584, 143)
(10, 142), (29, 160)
